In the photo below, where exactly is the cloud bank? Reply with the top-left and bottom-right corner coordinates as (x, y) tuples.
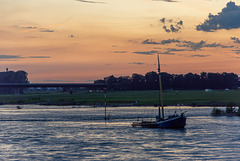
(197, 1), (240, 32)
(142, 39), (233, 51)
(178, 40), (233, 50)
(142, 39), (180, 45)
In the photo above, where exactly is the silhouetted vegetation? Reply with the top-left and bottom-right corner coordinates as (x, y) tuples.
(211, 107), (224, 116)
(0, 70), (28, 94)
(211, 103), (240, 116)
(95, 72), (239, 91)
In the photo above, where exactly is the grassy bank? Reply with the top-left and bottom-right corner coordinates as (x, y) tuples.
(0, 90), (240, 106)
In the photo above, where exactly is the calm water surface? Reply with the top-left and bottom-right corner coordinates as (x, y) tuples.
(0, 105), (239, 160)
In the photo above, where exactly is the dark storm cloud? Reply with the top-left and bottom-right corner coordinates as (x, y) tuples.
(231, 37), (240, 43)
(197, 1), (240, 32)
(75, 0), (106, 4)
(133, 50), (158, 55)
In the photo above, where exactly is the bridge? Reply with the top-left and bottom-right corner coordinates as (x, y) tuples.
(0, 83), (107, 94)
(0, 83), (107, 88)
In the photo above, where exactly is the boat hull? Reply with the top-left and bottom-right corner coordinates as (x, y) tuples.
(132, 115), (186, 129)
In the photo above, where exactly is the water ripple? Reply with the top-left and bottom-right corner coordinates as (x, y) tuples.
(0, 105), (239, 160)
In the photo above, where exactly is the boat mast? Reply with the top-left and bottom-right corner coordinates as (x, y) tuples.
(157, 54), (164, 120)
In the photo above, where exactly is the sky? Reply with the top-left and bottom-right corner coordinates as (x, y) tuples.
(1, 0), (240, 83)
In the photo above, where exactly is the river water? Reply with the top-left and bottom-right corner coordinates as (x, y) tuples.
(0, 105), (239, 160)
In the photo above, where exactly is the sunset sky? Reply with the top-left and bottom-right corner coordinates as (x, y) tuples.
(1, 0), (240, 83)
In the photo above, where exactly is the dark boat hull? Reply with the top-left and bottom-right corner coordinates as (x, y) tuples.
(132, 115), (186, 129)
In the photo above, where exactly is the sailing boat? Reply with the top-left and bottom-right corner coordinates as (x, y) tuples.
(132, 54), (186, 128)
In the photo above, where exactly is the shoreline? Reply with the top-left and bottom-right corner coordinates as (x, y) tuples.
(0, 102), (234, 107)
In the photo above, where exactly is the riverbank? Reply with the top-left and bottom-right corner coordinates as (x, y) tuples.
(1, 90), (240, 107)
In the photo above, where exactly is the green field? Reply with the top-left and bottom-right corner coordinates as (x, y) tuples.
(0, 90), (240, 106)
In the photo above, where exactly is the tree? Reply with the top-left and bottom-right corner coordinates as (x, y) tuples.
(104, 75), (117, 90)
(131, 73), (145, 90)
(172, 74), (184, 89)
(15, 70), (28, 83)
(95, 71), (239, 91)
(0, 70), (28, 94)
(184, 73), (201, 89)
(117, 76), (131, 90)
(145, 71), (158, 90)
(161, 72), (173, 90)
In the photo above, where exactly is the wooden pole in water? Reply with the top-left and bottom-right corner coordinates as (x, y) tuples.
(104, 88), (107, 120)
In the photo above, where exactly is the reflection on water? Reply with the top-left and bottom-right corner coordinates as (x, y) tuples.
(0, 105), (239, 160)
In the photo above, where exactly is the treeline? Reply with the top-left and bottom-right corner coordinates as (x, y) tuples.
(0, 70), (28, 94)
(94, 72), (239, 91)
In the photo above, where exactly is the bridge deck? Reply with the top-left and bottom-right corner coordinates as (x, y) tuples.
(0, 83), (107, 88)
